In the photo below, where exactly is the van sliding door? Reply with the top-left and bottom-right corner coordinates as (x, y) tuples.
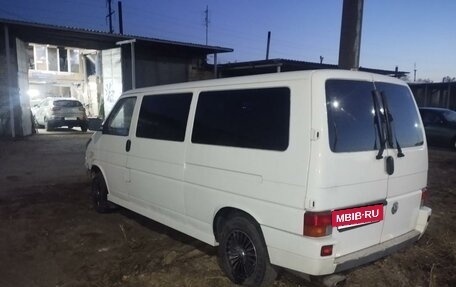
(126, 93), (192, 228)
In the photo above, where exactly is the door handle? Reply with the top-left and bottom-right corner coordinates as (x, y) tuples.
(386, 156), (394, 175)
(126, 139), (131, 152)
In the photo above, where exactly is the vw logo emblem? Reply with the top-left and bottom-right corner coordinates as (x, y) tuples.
(391, 202), (399, 214)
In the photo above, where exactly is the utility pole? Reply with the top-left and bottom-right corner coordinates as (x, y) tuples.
(414, 63), (417, 82)
(204, 5), (209, 45)
(118, 1), (123, 35)
(338, 0), (364, 70)
(106, 0), (114, 33)
(266, 31), (271, 60)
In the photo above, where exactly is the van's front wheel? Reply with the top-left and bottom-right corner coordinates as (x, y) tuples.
(218, 215), (277, 286)
(91, 172), (110, 213)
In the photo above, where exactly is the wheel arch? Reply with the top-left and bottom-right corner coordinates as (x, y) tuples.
(213, 206), (264, 243)
(90, 164), (110, 194)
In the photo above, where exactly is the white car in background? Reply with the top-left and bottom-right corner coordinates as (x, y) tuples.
(33, 97), (88, 132)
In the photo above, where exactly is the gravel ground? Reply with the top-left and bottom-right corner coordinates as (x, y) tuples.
(0, 131), (455, 287)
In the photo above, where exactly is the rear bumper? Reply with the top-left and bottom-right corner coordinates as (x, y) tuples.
(334, 230), (420, 272)
(263, 206), (431, 276)
(48, 118), (88, 128)
(335, 205), (431, 272)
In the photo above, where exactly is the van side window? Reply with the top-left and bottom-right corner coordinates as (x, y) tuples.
(326, 80), (378, 152)
(103, 97), (136, 136)
(136, 93), (192, 142)
(375, 82), (424, 148)
(192, 87), (290, 151)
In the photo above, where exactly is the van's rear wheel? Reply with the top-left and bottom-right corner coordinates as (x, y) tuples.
(218, 215), (277, 286)
(91, 172), (110, 213)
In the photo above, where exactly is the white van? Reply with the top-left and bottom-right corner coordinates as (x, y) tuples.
(85, 70), (431, 286)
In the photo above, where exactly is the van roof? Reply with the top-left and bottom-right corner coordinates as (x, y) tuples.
(122, 69), (406, 97)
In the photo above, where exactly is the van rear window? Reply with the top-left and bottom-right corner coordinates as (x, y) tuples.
(192, 87), (290, 151)
(326, 80), (423, 153)
(375, 82), (424, 148)
(326, 80), (378, 152)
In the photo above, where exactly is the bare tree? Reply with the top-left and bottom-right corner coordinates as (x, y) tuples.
(442, 76), (456, 83)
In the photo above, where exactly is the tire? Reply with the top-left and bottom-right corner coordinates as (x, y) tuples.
(45, 119), (53, 131)
(81, 125), (88, 132)
(218, 215), (277, 287)
(91, 172), (111, 213)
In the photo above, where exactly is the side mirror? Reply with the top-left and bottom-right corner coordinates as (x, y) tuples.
(88, 118), (103, 131)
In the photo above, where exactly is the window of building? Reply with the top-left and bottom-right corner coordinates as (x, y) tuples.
(28, 45), (81, 73)
(192, 87), (290, 151)
(27, 45), (35, 70)
(69, 49), (80, 73)
(34, 45), (47, 71)
(47, 47), (58, 71)
(58, 47), (68, 72)
(103, 97), (137, 136)
(136, 93), (192, 142)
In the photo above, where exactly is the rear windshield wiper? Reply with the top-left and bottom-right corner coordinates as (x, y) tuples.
(379, 92), (405, 158)
(372, 90), (386, 159)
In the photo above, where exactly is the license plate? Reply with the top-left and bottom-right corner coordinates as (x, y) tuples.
(65, 117), (77, 120)
(332, 204), (384, 229)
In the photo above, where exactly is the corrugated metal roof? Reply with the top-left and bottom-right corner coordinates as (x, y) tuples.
(217, 58), (408, 77)
(0, 17), (233, 53)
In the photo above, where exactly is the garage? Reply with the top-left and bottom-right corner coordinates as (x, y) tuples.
(0, 18), (232, 137)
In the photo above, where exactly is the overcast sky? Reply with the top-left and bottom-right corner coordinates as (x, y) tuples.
(1, 0), (455, 81)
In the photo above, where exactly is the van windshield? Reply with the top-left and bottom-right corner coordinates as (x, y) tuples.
(326, 80), (423, 153)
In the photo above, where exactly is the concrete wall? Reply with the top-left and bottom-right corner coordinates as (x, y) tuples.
(0, 24), (24, 137)
(121, 45), (213, 91)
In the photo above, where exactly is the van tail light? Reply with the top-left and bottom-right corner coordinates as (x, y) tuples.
(421, 187), (429, 207)
(304, 211), (332, 237)
(51, 107), (61, 111)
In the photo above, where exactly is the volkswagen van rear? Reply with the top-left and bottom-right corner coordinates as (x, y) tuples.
(304, 70), (431, 274)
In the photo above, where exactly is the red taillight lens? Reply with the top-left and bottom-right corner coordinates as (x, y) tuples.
(320, 245), (333, 256)
(421, 187), (429, 206)
(304, 211), (332, 237)
(51, 106), (61, 111)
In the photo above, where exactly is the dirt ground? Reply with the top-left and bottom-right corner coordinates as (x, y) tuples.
(0, 131), (455, 287)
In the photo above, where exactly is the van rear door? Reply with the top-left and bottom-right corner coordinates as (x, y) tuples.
(316, 77), (388, 256)
(373, 80), (426, 243)
(308, 71), (426, 258)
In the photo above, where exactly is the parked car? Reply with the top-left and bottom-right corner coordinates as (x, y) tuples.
(33, 97), (88, 132)
(419, 107), (456, 150)
(86, 70), (431, 286)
